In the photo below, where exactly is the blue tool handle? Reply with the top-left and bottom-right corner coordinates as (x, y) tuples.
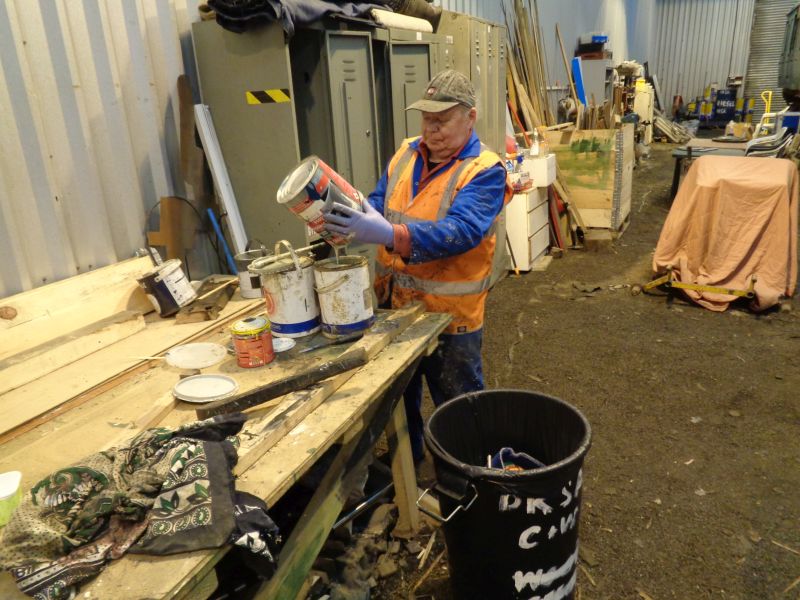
(207, 208), (237, 275)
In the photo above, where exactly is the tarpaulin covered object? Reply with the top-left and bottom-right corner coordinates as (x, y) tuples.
(653, 156), (798, 311)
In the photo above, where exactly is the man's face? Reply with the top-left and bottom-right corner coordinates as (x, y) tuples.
(421, 105), (477, 159)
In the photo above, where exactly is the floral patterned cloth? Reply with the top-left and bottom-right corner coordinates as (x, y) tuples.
(0, 414), (280, 599)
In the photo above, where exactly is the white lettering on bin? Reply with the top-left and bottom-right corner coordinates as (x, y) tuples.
(512, 548), (578, 593)
(518, 525), (542, 549)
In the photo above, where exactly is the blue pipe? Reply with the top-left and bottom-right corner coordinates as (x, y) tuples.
(206, 208), (237, 275)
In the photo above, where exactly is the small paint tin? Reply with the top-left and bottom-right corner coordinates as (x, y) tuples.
(231, 316), (274, 368)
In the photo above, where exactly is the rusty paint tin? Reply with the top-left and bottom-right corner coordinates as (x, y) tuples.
(230, 316), (274, 368)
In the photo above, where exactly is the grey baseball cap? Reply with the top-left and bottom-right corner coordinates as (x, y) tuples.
(406, 69), (476, 113)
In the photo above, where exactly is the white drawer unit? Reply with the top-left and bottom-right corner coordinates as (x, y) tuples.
(506, 187), (551, 272)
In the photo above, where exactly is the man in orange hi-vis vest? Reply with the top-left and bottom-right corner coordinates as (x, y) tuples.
(325, 70), (511, 464)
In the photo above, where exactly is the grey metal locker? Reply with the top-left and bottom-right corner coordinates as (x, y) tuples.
(437, 12), (506, 155)
(327, 33), (381, 194)
(389, 44), (430, 147)
(290, 30), (380, 197)
(371, 28), (448, 157)
(436, 11), (471, 75)
(470, 18), (487, 137)
(192, 20), (306, 247)
(468, 18), (507, 155)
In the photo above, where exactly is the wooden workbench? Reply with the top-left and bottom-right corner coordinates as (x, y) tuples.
(0, 284), (449, 598)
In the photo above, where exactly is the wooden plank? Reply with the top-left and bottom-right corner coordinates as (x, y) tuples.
(0, 311), (145, 396)
(50, 313), (450, 600)
(576, 208), (615, 229)
(0, 297), (262, 441)
(146, 197), (186, 261)
(555, 23), (579, 111)
(385, 398), (421, 538)
(0, 256), (154, 360)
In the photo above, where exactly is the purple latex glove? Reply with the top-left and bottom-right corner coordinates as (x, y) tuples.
(323, 202), (394, 246)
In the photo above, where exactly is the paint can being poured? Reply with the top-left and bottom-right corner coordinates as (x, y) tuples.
(276, 156), (364, 247)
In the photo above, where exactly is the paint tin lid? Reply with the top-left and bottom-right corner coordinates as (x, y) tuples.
(272, 337), (296, 353)
(172, 374), (239, 404)
(0, 471), (21, 501)
(231, 316), (270, 336)
(277, 156), (319, 204)
(165, 342), (227, 370)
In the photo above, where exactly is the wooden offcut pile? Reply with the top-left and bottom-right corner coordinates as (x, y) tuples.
(654, 112), (691, 143)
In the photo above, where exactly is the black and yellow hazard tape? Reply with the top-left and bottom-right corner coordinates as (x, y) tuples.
(246, 89), (291, 104)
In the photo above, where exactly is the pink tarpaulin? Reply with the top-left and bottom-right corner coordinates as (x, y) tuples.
(653, 155), (798, 311)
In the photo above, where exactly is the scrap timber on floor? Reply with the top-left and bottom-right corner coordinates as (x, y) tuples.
(0, 258), (449, 600)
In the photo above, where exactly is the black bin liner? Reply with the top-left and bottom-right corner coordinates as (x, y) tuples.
(423, 389), (591, 600)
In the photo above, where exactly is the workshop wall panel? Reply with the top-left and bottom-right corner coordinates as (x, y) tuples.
(0, 0), (202, 298)
(744, 0), (796, 123)
(650, 0), (755, 114)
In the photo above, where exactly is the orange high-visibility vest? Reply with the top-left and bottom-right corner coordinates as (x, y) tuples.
(375, 137), (511, 334)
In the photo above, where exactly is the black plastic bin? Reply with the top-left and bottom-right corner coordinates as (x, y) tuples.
(420, 389), (591, 600)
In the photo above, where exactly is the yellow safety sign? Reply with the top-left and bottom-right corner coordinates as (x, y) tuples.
(246, 89), (291, 105)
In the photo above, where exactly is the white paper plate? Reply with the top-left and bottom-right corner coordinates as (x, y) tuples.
(272, 337), (296, 353)
(165, 343), (227, 370)
(172, 374), (238, 404)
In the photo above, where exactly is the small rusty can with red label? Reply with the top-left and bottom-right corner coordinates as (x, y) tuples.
(231, 316), (274, 368)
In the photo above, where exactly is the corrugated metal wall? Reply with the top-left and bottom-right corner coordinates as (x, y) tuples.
(650, 0), (754, 112)
(744, 0), (796, 124)
(433, 0), (504, 25)
(0, 0), (201, 298)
